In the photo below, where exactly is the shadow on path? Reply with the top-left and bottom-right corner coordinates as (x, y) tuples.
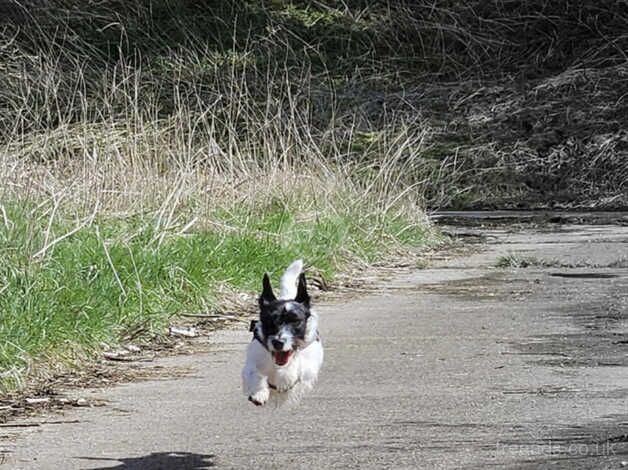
(78, 451), (215, 469)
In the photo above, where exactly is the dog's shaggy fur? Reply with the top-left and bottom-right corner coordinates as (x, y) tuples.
(242, 260), (323, 407)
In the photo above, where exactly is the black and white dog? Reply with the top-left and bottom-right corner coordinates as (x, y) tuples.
(242, 260), (323, 406)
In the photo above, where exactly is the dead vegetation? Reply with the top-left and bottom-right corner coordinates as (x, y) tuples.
(1, 1), (626, 210)
(381, 1), (628, 208)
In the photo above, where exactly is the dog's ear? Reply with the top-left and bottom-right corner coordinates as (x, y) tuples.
(259, 273), (276, 307)
(295, 272), (310, 305)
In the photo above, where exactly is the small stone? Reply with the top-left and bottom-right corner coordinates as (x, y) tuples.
(75, 398), (89, 407)
(169, 326), (198, 337)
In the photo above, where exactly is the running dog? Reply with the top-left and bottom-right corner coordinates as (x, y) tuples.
(242, 260), (323, 406)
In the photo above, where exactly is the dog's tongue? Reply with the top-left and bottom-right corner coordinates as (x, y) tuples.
(273, 350), (293, 366)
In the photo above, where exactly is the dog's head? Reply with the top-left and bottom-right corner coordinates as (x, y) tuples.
(257, 272), (312, 366)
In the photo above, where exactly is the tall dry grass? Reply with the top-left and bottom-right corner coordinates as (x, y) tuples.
(4, 0), (625, 212)
(0, 5), (435, 224)
(0, 2), (441, 396)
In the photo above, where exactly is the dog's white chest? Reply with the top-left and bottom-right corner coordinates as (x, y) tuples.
(268, 359), (301, 390)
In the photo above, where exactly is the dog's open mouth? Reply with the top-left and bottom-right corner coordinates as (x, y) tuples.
(272, 350), (294, 366)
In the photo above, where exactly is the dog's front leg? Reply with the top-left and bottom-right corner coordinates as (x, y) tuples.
(243, 366), (270, 406)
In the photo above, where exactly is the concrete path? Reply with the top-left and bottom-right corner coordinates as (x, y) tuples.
(2, 217), (628, 469)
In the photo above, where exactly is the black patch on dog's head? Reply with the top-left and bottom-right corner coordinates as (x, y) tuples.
(295, 273), (310, 305)
(259, 273), (276, 308)
(258, 272), (311, 341)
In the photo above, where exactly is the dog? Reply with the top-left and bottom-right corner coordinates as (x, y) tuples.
(242, 260), (323, 407)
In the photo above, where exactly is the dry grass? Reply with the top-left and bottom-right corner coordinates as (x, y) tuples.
(0, 1), (441, 396)
(2, 0), (626, 210)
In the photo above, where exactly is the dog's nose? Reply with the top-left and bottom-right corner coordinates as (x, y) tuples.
(272, 339), (284, 350)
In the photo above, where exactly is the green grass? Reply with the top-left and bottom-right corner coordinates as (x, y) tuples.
(0, 200), (432, 393)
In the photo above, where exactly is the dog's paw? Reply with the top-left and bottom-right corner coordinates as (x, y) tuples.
(248, 388), (270, 406)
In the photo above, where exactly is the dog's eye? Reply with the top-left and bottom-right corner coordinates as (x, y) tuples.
(283, 313), (301, 324)
(261, 317), (278, 333)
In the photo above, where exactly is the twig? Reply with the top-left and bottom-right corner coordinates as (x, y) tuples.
(179, 313), (249, 322)
(102, 352), (144, 362)
(96, 225), (127, 298)
(33, 201), (99, 258)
